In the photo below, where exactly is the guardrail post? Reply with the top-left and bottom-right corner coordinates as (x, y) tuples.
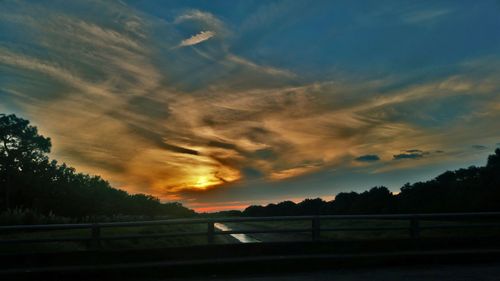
(312, 217), (321, 241)
(207, 221), (215, 244)
(91, 223), (102, 250)
(410, 217), (420, 240)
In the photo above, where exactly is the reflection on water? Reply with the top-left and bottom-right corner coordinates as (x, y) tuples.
(214, 223), (261, 243)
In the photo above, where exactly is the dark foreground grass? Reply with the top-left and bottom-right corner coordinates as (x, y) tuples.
(0, 223), (236, 254)
(224, 218), (500, 241)
(2, 218), (500, 253)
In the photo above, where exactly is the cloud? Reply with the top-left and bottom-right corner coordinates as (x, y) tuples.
(174, 10), (224, 30)
(270, 164), (322, 181)
(393, 153), (423, 160)
(179, 30), (215, 47)
(226, 54), (296, 78)
(2, 1), (500, 209)
(174, 9), (229, 40)
(355, 155), (380, 162)
(403, 9), (451, 24)
(393, 150), (432, 160)
(241, 167), (264, 180)
(472, 145), (487, 150)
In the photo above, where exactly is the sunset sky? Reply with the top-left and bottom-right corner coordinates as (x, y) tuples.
(1, 0), (500, 212)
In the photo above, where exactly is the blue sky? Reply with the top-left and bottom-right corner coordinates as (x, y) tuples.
(1, 0), (500, 211)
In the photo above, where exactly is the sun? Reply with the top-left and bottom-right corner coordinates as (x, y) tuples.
(192, 176), (212, 189)
(185, 166), (240, 191)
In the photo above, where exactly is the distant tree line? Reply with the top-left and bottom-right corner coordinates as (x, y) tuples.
(0, 114), (194, 219)
(243, 149), (500, 216)
(3, 113), (500, 221)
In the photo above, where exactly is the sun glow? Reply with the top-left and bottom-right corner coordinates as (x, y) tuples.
(193, 176), (212, 189)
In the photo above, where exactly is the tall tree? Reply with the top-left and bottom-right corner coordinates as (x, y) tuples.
(0, 114), (51, 209)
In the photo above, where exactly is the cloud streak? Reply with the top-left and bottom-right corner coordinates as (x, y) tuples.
(2, 1), (500, 210)
(179, 30), (215, 47)
(355, 155), (381, 162)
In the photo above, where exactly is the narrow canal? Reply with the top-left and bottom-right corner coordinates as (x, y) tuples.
(214, 223), (261, 243)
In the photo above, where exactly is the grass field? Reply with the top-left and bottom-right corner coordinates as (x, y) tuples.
(223, 218), (500, 242)
(2, 217), (500, 253)
(0, 223), (236, 253)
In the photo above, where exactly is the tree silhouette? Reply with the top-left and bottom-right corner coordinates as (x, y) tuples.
(0, 114), (194, 220)
(0, 114), (51, 209)
(3, 113), (500, 219)
(243, 149), (500, 216)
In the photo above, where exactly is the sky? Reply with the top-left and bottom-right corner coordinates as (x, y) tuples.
(1, 0), (500, 212)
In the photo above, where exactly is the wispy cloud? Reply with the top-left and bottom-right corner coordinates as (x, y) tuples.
(403, 9), (451, 24)
(355, 155), (380, 162)
(2, 1), (500, 209)
(472, 145), (487, 151)
(174, 9), (224, 30)
(179, 30), (215, 47)
(393, 152), (424, 160)
(226, 54), (296, 78)
(270, 163), (323, 180)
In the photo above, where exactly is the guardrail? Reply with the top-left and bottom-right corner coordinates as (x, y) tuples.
(2, 212), (500, 250)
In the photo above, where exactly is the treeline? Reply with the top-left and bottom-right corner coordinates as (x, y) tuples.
(3, 113), (500, 221)
(243, 149), (500, 216)
(0, 114), (195, 220)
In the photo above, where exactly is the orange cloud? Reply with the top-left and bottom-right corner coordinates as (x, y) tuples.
(2, 1), (500, 209)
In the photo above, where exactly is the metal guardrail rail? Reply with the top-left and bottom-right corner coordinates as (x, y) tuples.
(1, 212), (500, 249)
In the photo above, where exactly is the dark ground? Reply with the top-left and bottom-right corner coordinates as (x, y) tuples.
(3, 238), (500, 280)
(167, 262), (500, 281)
